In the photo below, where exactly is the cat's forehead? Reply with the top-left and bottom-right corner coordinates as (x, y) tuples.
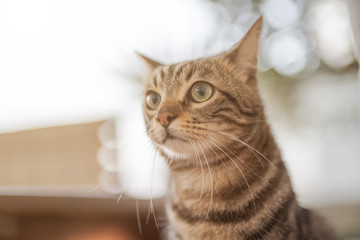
(148, 58), (225, 95)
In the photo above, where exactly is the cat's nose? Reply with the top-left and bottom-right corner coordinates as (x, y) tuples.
(157, 111), (177, 127)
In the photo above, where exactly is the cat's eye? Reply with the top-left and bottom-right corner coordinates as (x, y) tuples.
(190, 82), (213, 103)
(146, 91), (161, 110)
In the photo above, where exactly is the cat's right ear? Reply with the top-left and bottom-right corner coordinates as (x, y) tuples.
(136, 52), (163, 71)
(221, 16), (263, 89)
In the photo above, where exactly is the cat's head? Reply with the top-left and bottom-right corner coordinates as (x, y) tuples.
(141, 17), (264, 166)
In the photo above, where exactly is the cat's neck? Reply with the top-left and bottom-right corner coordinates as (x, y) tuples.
(168, 124), (286, 203)
(165, 125), (297, 240)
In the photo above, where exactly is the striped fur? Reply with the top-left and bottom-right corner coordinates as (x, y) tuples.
(141, 17), (337, 240)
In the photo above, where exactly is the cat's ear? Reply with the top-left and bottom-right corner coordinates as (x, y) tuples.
(136, 52), (163, 71)
(223, 16), (263, 86)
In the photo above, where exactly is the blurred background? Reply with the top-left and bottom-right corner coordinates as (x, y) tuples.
(0, 0), (359, 239)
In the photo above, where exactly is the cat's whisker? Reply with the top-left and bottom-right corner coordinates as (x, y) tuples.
(115, 173), (130, 204)
(205, 128), (275, 168)
(131, 141), (159, 234)
(196, 138), (214, 218)
(90, 139), (152, 199)
(190, 139), (205, 200)
(150, 197), (160, 231)
(145, 147), (155, 225)
(150, 150), (160, 231)
(207, 135), (265, 182)
(115, 143), (152, 203)
(88, 172), (117, 193)
(136, 198), (142, 235)
(146, 201), (151, 226)
(250, 145), (265, 167)
(205, 127), (266, 168)
(197, 119), (267, 125)
(198, 137), (228, 169)
(116, 140), (156, 235)
(116, 190), (126, 203)
(146, 147), (157, 227)
(206, 136), (257, 213)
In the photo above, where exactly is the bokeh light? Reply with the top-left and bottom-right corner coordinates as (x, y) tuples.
(262, 0), (302, 29)
(308, 0), (355, 69)
(263, 29), (308, 75)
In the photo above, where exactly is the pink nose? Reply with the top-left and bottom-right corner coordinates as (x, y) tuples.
(157, 111), (176, 127)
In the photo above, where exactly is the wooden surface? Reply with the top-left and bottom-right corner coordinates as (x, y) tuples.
(0, 121), (104, 186)
(0, 195), (164, 240)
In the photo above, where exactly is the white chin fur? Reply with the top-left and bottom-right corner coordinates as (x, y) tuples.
(161, 146), (188, 161)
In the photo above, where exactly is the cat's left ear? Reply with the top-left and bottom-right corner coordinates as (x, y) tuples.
(223, 16), (263, 87)
(136, 52), (163, 71)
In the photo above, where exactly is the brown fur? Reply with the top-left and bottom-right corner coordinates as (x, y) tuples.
(141, 17), (337, 240)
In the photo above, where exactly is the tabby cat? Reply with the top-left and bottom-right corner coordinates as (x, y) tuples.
(140, 17), (337, 240)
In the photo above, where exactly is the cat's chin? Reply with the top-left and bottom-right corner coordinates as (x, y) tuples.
(160, 146), (189, 161)
(158, 138), (193, 161)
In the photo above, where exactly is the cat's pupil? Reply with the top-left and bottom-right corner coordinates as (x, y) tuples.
(195, 86), (206, 97)
(152, 94), (160, 104)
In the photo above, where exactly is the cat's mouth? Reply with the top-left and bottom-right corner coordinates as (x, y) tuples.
(159, 133), (191, 160)
(163, 133), (187, 144)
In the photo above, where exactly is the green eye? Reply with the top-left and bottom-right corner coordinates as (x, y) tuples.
(146, 91), (161, 110)
(191, 82), (213, 103)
